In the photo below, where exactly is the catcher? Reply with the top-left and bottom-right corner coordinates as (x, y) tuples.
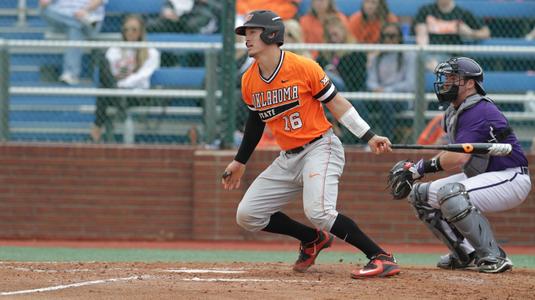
(388, 57), (531, 273)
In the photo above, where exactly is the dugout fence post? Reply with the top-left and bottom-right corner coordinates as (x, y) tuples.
(220, 0), (237, 149)
(204, 49), (218, 144)
(0, 39), (9, 141)
(412, 49), (426, 143)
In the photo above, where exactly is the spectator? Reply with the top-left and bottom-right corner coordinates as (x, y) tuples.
(366, 23), (416, 138)
(90, 15), (161, 143)
(367, 23), (416, 93)
(146, 0), (222, 34)
(283, 19), (313, 59)
(236, 0), (300, 21)
(316, 15), (367, 92)
(414, 0), (490, 46)
(299, 0), (349, 45)
(349, 0), (398, 44)
(39, 0), (106, 85)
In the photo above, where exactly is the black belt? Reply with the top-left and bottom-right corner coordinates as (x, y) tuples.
(285, 135), (323, 154)
(520, 166), (529, 175)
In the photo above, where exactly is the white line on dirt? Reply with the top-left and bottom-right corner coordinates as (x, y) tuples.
(0, 275), (151, 296)
(182, 277), (321, 283)
(165, 268), (246, 274)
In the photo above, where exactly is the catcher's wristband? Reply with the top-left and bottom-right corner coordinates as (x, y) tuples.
(423, 157), (443, 173)
(339, 107), (371, 140)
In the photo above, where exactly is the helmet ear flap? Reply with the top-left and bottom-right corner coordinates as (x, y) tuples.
(474, 81), (486, 95)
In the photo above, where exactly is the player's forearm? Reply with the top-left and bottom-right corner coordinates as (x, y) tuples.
(436, 151), (470, 171)
(325, 95), (375, 142)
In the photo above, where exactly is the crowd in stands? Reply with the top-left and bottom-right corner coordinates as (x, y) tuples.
(26, 0), (535, 145)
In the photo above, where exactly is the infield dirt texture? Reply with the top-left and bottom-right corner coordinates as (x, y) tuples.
(1, 241), (534, 299)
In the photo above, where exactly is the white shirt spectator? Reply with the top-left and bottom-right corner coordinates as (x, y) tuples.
(105, 48), (161, 89)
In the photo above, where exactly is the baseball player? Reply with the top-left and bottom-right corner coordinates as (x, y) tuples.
(388, 57), (531, 273)
(221, 10), (400, 279)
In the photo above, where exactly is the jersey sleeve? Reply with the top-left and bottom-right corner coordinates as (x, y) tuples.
(241, 72), (256, 111)
(305, 59), (338, 103)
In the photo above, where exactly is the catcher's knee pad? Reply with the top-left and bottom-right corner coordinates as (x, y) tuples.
(235, 203), (268, 232)
(408, 182), (431, 219)
(410, 182), (472, 263)
(438, 182), (501, 261)
(437, 182), (471, 223)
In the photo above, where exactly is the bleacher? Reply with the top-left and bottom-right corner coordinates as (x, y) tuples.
(0, 0), (534, 147)
(1, 0), (212, 144)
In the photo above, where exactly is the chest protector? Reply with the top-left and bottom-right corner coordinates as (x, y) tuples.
(442, 94), (511, 177)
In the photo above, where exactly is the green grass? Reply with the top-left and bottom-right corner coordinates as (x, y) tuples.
(1, 246), (534, 269)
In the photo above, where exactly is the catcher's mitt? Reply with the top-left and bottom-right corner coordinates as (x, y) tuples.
(387, 160), (416, 200)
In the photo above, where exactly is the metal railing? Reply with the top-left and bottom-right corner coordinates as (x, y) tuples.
(1, 39), (534, 144)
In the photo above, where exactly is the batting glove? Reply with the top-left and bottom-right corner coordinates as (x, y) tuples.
(404, 159), (424, 180)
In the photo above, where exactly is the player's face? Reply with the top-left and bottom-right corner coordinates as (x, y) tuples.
(244, 27), (266, 57)
(442, 73), (460, 92)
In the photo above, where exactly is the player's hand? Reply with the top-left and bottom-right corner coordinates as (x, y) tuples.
(221, 160), (246, 190)
(367, 135), (392, 154)
(405, 159), (424, 180)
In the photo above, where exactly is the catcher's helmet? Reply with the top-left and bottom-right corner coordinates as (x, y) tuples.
(433, 57), (486, 104)
(235, 10), (285, 46)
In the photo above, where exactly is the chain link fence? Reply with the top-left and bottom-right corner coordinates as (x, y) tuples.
(0, 0), (534, 150)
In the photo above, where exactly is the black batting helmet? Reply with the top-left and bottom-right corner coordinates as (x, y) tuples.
(235, 10), (285, 46)
(434, 57), (486, 104)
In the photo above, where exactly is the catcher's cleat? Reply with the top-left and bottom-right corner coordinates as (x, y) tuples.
(351, 253), (400, 279)
(293, 230), (334, 273)
(477, 248), (513, 274)
(437, 251), (477, 270)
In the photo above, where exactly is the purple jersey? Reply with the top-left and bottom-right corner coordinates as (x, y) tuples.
(454, 101), (528, 171)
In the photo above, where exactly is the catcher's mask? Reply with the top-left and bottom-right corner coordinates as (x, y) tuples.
(235, 10), (285, 46)
(433, 57), (485, 106)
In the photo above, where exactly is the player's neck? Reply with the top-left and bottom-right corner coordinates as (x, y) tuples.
(256, 48), (282, 78)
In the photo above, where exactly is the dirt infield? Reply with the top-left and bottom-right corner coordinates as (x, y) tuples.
(1, 261), (534, 299)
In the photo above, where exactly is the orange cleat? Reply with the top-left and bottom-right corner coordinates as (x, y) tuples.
(351, 253), (401, 279)
(293, 230), (334, 273)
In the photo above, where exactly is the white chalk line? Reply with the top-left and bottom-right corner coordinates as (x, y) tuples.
(0, 267), (315, 295)
(182, 277), (321, 283)
(0, 275), (152, 296)
(164, 268), (246, 274)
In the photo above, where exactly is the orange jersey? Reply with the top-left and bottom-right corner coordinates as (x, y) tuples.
(241, 51), (336, 150)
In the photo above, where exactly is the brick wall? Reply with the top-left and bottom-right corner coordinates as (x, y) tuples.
(0, 143), (533, 245)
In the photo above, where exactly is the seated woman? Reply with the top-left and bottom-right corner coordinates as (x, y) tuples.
(315, 15), (367, 92)
(349, 0), (398, 43)
(91, 15), (161, 143)
(366, 22), (416, 140)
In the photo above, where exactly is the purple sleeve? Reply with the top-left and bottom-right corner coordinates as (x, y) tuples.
(454, 102), (507, 143)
